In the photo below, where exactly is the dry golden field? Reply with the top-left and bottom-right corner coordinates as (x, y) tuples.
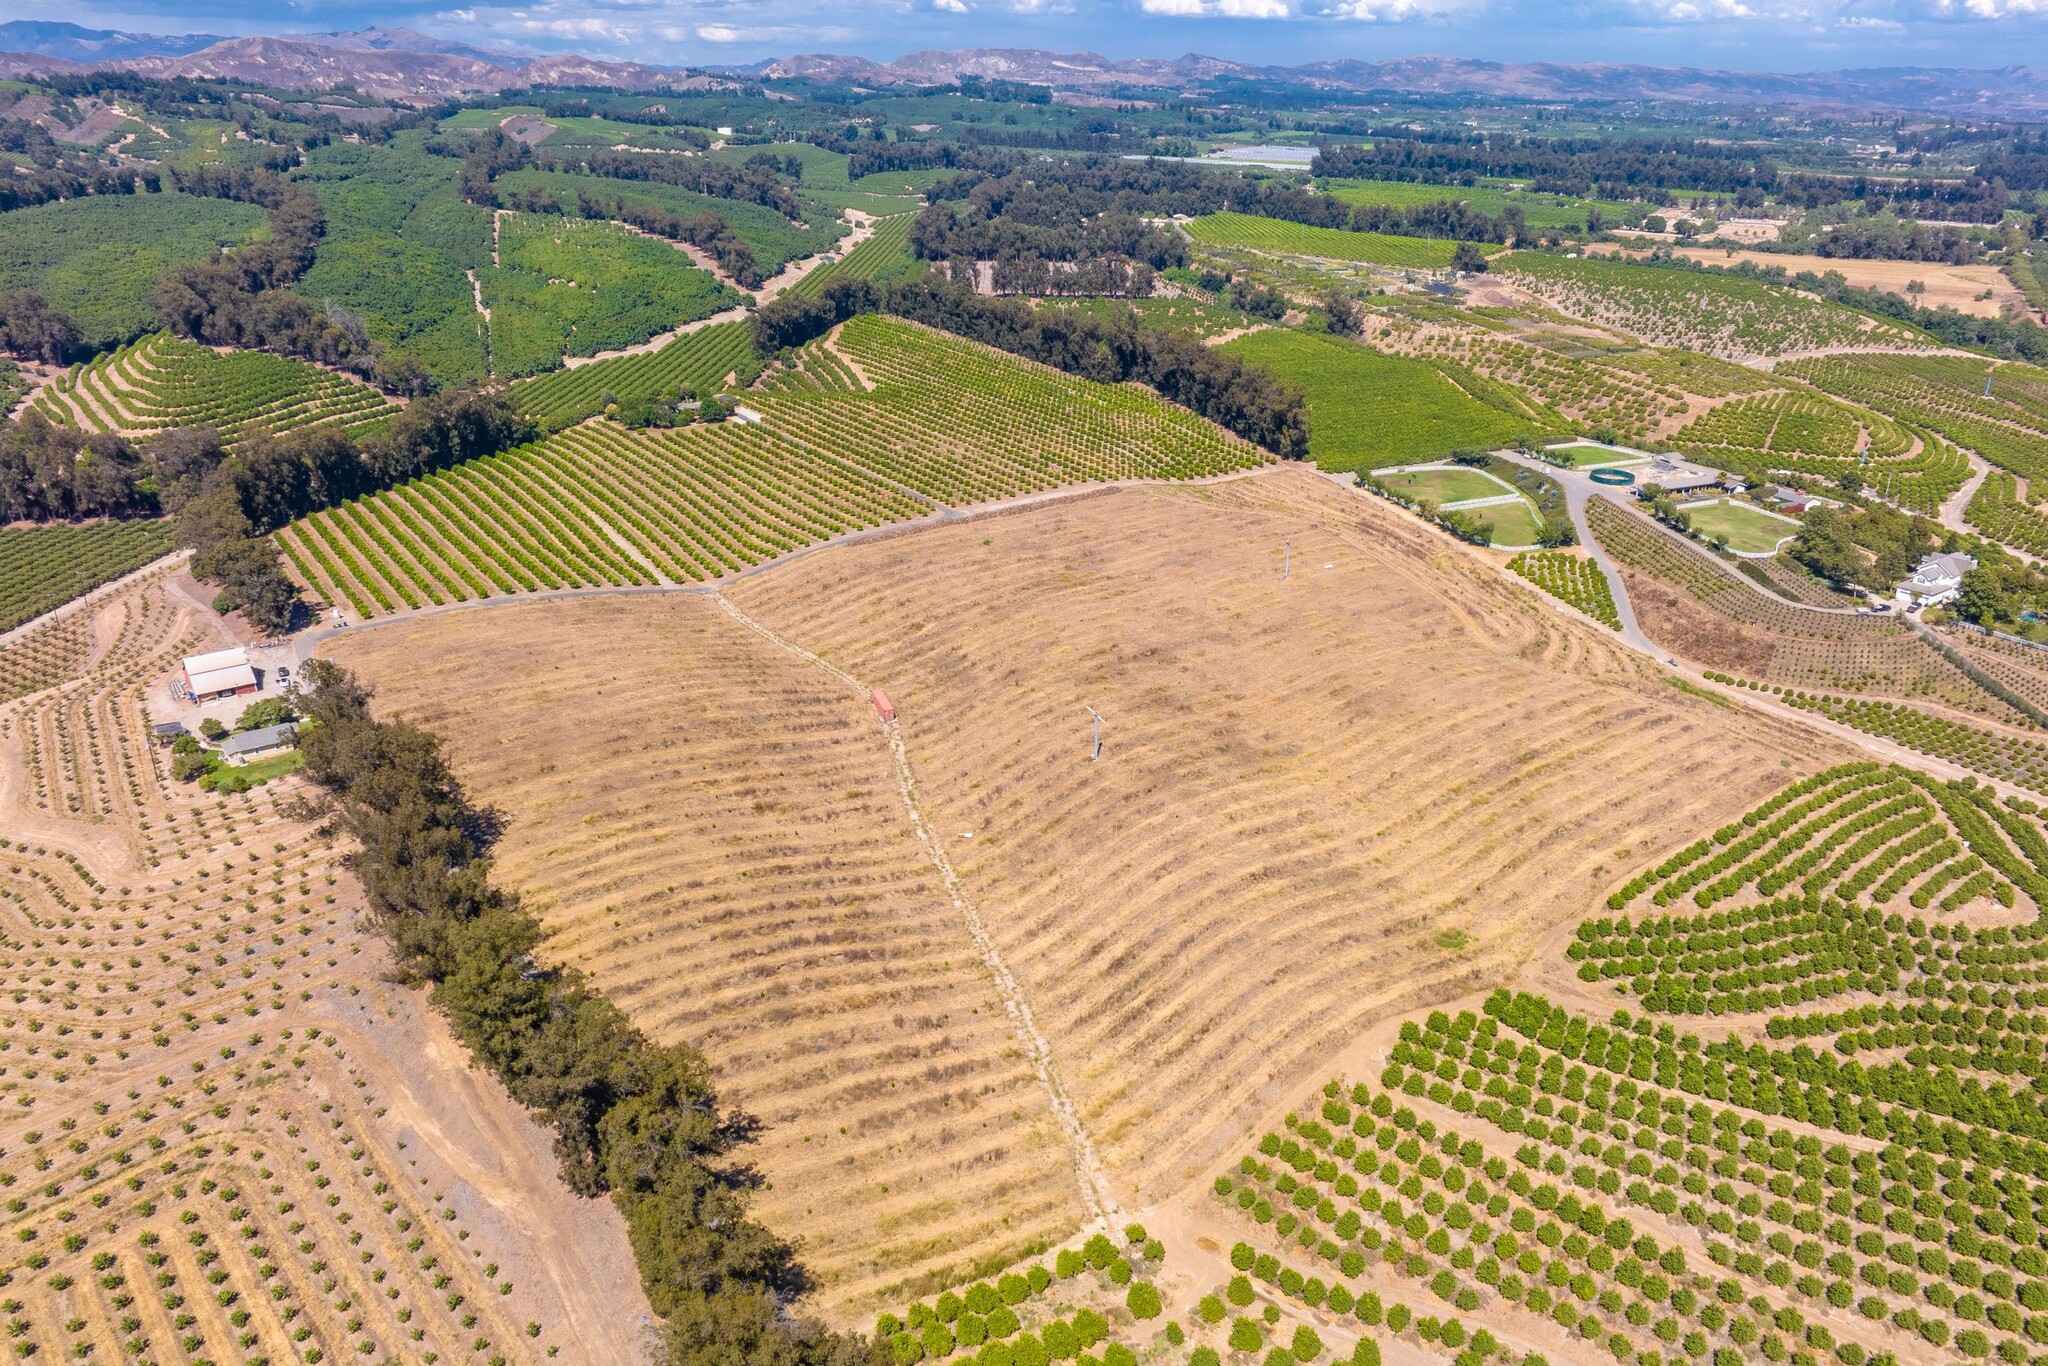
(325, 593), (1089, 1320)
(1667, 246), (2026, 320)
(723, 470), (1847, 1202)
(0, 571), (650, 1363)
(329, 465), (1852, 1332)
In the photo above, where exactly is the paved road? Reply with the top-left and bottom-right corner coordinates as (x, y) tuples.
(1491, 449), (1660, 655)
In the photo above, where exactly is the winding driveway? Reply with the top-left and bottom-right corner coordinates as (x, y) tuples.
(1490, 449), (1659, 654)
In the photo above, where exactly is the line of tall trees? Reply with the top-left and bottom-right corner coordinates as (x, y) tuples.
(440, 128), (766, 287)
(1777, 171), (2021, 225)
(0, 117), (164, 213)
(293, 658), (881, 1366)
(0, 290), (86, 366)
(919, 159), (1525, 261)
(983, 257), (1156, 298)
(751, 276), (1308, 459)
(1798, 218), (1986, 264)
(798, 136), (1011, 181)
(1314, 135), (1777, 202)
(171, 387), (533, 632)
(578, 191), (762, 289)
(0, 386), (525, 629)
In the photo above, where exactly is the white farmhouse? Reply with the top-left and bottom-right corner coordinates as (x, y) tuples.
(1895, 551), (1976, 609)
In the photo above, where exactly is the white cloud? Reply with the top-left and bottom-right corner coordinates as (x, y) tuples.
(1321, 0), (1435, 17)
(934, 0), (969, 12)
(1140, 0), (1293, 15)
(696, 22), (743, 37)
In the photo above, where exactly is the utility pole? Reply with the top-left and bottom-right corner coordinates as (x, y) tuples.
(1084, 706), (1103, 762)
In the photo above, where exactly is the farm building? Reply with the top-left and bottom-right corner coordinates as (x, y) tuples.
(182, 647), (258, 702)
(1641, 457), (1726, 496)
(1896, 552), (1976, 609)
(151, 721), (189, 747)
(219, 723), (297, 766)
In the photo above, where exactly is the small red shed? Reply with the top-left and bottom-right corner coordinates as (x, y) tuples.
(870, 688), (895, 722)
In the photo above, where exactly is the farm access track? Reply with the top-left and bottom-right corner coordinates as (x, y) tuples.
(710, 592), (1123, 1234)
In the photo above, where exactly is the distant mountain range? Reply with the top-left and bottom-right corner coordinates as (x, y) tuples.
(0, 24), (724, 102)
(761, 49), (2048, 114)
(2, 23), (2046, 114)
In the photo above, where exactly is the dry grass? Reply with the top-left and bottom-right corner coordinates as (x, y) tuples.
(720, 470), (1847, 1210)
(1669, 246), (2027, 319)
(0, 575), (649, 1364)
(325, 595), (1086, 1321)
(323, 467), (1857, 1331)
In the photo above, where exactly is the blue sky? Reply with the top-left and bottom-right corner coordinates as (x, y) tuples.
(20, 0), (2048, 74)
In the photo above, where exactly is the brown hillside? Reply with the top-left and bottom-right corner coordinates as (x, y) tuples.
(327, 465), (1848, 1324)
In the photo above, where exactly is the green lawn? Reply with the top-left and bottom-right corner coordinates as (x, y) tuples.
(1220, 329), (1550, 472)
(1680, 499), (1800, 555)
(1549, 441), (1652, 468)
(1377, 467), (1515, 504)
(1471, 499), (1546, 548)
(197, 749), (302, 792)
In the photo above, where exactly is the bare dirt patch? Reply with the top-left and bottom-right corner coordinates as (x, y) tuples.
(316, 468), (1864, 1340)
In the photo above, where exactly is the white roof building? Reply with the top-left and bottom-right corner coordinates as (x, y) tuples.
(1896, 552), (1976, 607)
(220, 723), (297, 765)
(182, 647), (258, 698)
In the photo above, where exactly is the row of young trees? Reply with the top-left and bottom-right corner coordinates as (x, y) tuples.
(1621, 250), (2048, 363)
(177, 387), (534, 631)
(751, 276), (1309, 458)
(292, 658), (882, 1366)
(0, 384), (523, 628)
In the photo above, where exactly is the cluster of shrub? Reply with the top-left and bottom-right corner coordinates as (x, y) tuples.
(751, 276), (1309, 458)
(1786, 501), (1942, 591)
(611, 389), (732, 430)
(292, 658), (881, 1366)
